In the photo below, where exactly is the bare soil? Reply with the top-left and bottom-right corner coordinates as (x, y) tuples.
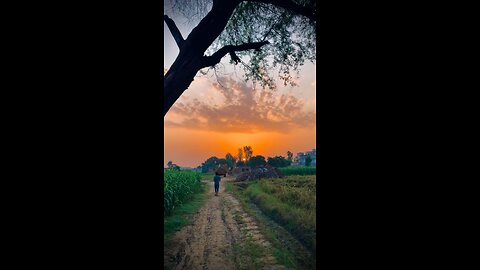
(164, 176), (286, 270)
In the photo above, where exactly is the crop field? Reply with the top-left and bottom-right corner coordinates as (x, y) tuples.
(164, 170), (202, 216)
(278, 166), (316, 176)
(243, 175), (316, 253)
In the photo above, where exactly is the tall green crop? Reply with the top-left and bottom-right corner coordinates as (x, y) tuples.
(279, 166), (316, 176)
(164, 171), (201, 216)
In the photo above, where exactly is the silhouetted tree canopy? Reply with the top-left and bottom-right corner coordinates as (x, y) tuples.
(248, 155), (267, 167)
(164, 0), (316, 116)
(201, 156), (220, 172)
(267, 155), (291, 167)
(243, 146), (253, 161)
(305, 155), (312, 166)
(287, 151), (293, 162)
(217, 158), (227, 165)
(236, 160), (246, 166)
(225, 153), (236, 168)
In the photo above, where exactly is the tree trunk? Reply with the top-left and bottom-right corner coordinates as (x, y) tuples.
(164, 1), (238, 117)
(163, 52), (202, 116)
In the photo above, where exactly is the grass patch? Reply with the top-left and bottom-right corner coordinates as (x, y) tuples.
(164, 182), (207, 245)
(200, 172), (214, 180)
(232, 236), (266, 270)
(273, 248), (297, 269)
(256, 175), (316, 211)
(231, 182), (313, 269)
(245, 177), (316, 254)
(225, 182), (234, 193)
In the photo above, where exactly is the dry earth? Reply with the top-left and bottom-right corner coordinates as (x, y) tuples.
(164, 176), (287, 270)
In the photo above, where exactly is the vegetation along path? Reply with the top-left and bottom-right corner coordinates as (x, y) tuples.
(164, 176), (294, 270)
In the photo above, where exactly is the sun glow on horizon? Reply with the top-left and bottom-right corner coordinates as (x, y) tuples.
(164, 127), (315, 167)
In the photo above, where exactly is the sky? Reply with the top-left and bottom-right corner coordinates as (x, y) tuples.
(164, 3), (316, 168)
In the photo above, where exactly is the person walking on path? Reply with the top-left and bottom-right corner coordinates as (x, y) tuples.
(213, 173), (221, 196)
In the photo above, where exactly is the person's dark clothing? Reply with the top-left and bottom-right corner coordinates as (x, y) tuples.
(213, 175), (221, 193)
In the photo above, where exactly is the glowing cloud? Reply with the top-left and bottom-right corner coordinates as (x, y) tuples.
(165, 77), (315, 133)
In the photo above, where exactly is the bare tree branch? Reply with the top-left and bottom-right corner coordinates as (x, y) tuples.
(164, 15), (185, 48)
(229, 51), (241, 64)
(200, 41), (269, 68)
(245, 0), (315, 21)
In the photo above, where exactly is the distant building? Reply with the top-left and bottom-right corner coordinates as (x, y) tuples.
(293, 149), (316, 166)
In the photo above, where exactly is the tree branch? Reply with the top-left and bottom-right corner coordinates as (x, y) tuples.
(245, 0), (315, 21)
(200, 41), (269, 68)
(164, 15), (184, 48)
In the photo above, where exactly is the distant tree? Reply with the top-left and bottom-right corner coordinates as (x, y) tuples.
(225, 153), (236, 168)
(248, 155), (266, 167)
(205, 156), (219, 165)
(267, 156), (277, 167)
(287, 151), (293, 162)
(167, 160), (173, 167)
(218, 158), (227, 165)
(202, 156), (220, 172)
(243, 146), (253, 161)
(237, 148), (244, 163)
(305, 156), (312, 166)
(267, 156), (290, 167)
(236, 160), (246, 166)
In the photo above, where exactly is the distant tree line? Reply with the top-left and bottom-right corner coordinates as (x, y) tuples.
(198, 146), (294, 172)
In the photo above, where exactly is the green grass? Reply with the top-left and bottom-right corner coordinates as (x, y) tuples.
(278, 166), (316, 176)
(273, 248), (298, 268)
(225, 181), (234, 193)
(164, 182), (207, 244)
(245, 176), (316, 253)
(226, 180), (313, 269)
(256, 175), (316, 210)
(201, 172), (215, 179)
(231, 236), (266, 270)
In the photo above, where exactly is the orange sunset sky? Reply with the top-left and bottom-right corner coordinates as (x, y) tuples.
(164, 4), (316, 168)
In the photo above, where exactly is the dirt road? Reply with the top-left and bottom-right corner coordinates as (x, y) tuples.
(164, 176), (286, 270)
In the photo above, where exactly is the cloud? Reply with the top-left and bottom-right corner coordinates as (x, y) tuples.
(165, 77), (315, 133)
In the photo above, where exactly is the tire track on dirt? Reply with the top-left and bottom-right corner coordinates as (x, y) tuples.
(164, 177), (286, 270)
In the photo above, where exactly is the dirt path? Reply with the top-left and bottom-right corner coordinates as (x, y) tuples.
(164, 176), (286, 270)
